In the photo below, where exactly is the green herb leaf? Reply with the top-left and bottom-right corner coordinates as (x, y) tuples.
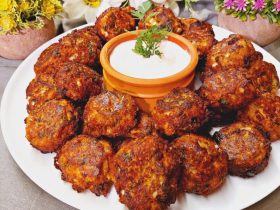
(219, 98), (228, 105)
(132, 25), (169, 58)
(131, 0), (153, 20)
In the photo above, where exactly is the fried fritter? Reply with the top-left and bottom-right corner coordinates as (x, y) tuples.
(55, 135), (113, 196)
(34, 26), (102, 75)
(171, 134), (228, 195)
(95, 7), (136, 42)
(152, 88), (209, 136)
(25, 99), (79, 153)
(201, 34), (259, 80)
(238, 95), (280, 141)
(54, 62), (102, 102)
(83, 91), (138, 138)
(199, 68), (257, 112)
(245, 60), (279, 96)
(181, 18), (216, 58)
(26, 73), (63, 113)
(138, 6), (183, 34)
(214, 122), (271, 177)
(127, 112), (155, 139)
(110, 135), (179, 210)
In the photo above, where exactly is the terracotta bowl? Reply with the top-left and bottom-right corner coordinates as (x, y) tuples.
(100, 31), (198, 112)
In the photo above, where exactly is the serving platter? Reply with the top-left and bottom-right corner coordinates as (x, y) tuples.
(1, 24), (280, 210)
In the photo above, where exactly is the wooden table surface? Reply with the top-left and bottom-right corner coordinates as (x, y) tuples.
(0, 39), (280, 210)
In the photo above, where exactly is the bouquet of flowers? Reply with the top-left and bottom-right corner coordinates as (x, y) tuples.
(215, 0), (280, 24)
(0, 0), (63, 35)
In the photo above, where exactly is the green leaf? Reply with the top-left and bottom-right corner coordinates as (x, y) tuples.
(131, 0), (153, 20)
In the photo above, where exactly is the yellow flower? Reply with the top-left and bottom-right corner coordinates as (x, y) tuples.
(42, 0), (63, 19)
(0, 15), (16, 33)
(83, 0), (101, 8)
(19, 0), (30, 12)
(0, 0), (12, 11)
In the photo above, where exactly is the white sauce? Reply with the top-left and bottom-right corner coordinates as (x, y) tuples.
(110, 40), (191, 79)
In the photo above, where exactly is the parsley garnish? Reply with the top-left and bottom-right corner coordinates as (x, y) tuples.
(219, 98), (228, 105)
(131, 0), (153, 20)
(133, 25), (169, 58)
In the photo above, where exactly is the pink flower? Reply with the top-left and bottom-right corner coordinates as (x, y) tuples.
(224, 0), (235, 9)
(274, 0), (280, 12)
(235, 0), (248, 11)
(253, 0), (266, 11)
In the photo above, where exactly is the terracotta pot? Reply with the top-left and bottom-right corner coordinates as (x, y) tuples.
(218, 12), (280, 46)
(100, 31), (198, 113)
(0, 18), (56, 60)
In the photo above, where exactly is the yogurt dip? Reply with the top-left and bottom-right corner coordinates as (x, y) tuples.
(110, 40), (191, 79)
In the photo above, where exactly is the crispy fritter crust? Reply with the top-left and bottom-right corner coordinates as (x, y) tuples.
(171, 134), (228, 195)
(95, 7), (136, 42)
(152, 88), (209, 136)
(34, 26), (102, 74)
(199, 68), (257, 112)
(54, 62), (102, 102)
(25, 99), (79, 153)
(26, 73), (63, 113)
(214, 122), (271, 177)
(238, 95), (280, 141)
(127, 112), (155, 139)
(201, 34), (259, 80)
(180, 18), (216, 57)
(83, 91), (138, 138)
(245, 60), (279, 96)
(55, 135), (113, 196)
(138, 6), (183, 34)
(110, 135), (179, 210)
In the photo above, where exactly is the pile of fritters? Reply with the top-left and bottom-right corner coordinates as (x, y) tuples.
(24, 5), (280, 210)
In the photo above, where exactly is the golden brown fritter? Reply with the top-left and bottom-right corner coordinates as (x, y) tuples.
(26, 73), (63, 113)
(95, 7), (136, 42)
(54, 62), (102, 102)
(138, 6), (183, 34)
(214, 122), (271, 177)
(126, 112), (155, 139)
(245, 60), (279, 96)
(110, 135), (179, 210)
(170, 134), (228, 195)
(34, 26), (102, 75)
(25, 99), (79, 153)
(201, 34), (259, 81)
(180, 18), (216, 58)
(152, 88), (209, 136)
(55, 135), (113, 196)
(83, 91), (138, 138)
(238, 95), (280, 141)
(199, 68), (257, 112)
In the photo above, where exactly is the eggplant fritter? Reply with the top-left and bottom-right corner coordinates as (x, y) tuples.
(138, 6), (183, 34)
(201, 34), (259, 80)
(238, 95), (280, 141)
(110, 135), (179, 210)
(95, 7), (136, 42)
(26, 73), (63, 113)
(171, 134), (228, 195)
(127, 112), (155, 139)
(199, 68), (257, 112)
(152, 88), (209, 136)
(245, 60), (279, 96)
(54, 62), (102, 102)
(34, 26), (102, 75)
(181, 18), (216, 58)
(55, 135), (113, 196)
(214, 122), (271, 177)
(83, 91), (138, 138)
(25, 99), (79, 153)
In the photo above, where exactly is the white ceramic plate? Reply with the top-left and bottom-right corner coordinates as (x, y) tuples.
(1, 25), (280, 210)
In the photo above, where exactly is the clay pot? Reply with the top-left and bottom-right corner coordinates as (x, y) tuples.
(218, 12), (280, 46)
(0, 18), (56, 60)
(100, 31), (198, 113)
